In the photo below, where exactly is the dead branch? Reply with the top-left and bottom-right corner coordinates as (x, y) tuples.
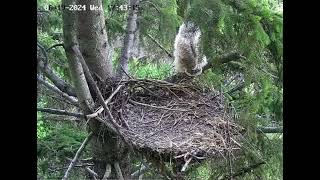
(146, 33), (173, 58)
(257, 126), (283, 134)
(181, 157), (193, 172)
(62, 132), (93, 180)
(85, 167), (99, 178)
(37, 76), (79, 107)
(103, 164), (112, 179)
(86, 84), (124, 119)
(129, 99), (188, 112)
(114, 162), (124, 180)
(37, 107), (84, 118)
(131, 164), (149, 178)
(38, 60), (76, 97)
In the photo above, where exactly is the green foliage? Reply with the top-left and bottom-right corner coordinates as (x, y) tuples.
(129, 58), (173, 79)
(37, 121), (89, 179)
(37, 112), (50, 139)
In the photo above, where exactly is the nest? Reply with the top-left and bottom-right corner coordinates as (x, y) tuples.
(99, 79), (244, 164)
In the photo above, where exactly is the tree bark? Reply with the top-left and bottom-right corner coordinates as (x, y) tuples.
(117, 0), (140, 79)
(77, 0), (113, 82)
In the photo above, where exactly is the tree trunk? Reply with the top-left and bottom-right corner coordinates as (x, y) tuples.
(117, 0), (140, 79)
(77, 0), (113, 82)
(62, 0), (131, 179)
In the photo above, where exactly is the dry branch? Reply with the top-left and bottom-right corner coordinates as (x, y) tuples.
(37, 107), (84, 118)
(103, 164), (112, 179)
(146, 33), (173, 58)
(37, 76), (79, 107)
(62, 132), (93, 180)
(129, 99), (188, 112)
(257, 126), (283, 133)
(131, 164), (149, 178)
(86, 84), (124, 119)
(114, 162), (124, 180)
(85, 167), (99, 178)
(38, 60), (76, 97)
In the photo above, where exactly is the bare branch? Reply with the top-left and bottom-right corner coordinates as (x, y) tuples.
(181, 157), (192, 172)
(103, 164), (112, 179)
(86, 84), (124, 119)
(257, 126), (283, 134)
(146, 34), (173, 58)
(114, 162), (124, 180)
(37, 107), (84, 118)
(85, 167), (99, 178)
(62, 132), (94, 180)
(37, 76), (79, 107)
(131, 164), (149, 178)
(38, 60), (77, 97)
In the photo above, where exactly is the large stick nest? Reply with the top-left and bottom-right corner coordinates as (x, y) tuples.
(100, 79), (244, 162)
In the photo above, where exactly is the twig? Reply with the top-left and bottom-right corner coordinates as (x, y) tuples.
(103, 164), (112, 179)
(62, 132), (93, 180)
(120, 64), (133, 79)
(181, 157), (193, 172)
(129, 99), (188, 112)
(49, 163), (94, 172)
(119, 108), (130, 129)
(257, 126), (283, 133)
(146, 34), (173, 58)
(85, 167), (99, 178)
(131, 164), (149, 178)
(37, 107), (84, 118)
(86, 84), (124, 119)
(114, 162), (124, 180)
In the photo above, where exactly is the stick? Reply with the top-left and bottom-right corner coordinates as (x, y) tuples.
(181, 157), (193, 172)
(37, 76), (79, 107)
(62, 132), (93, 180)
(103, 164), (112, 179)
(85, 167), (99, 178)
(131, 164), (149, 178)
(114, 162), (124, 180)
(257, 126), (283, 133)
(129, 99), (188, 112)
(86, 84), (124, 118)
(37, 107), (84, 118)
(146, 34), (173, 58)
